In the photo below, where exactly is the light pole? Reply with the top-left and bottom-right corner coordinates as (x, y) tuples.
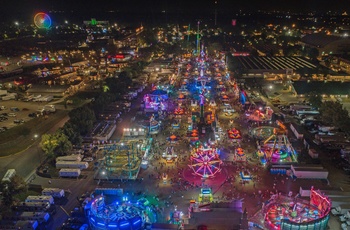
(34, 134), (42, 164)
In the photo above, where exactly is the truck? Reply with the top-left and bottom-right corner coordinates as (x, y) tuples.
(44, 104), (55, 113)
(2, 169), (16, 182)
(25, 196), (54, 205)
(38, 95), (53, 102)
(56, 161), (88, 169)
(0, 90), (7, 96)
(59, 168), (81, 178)
(42, 188), (65, 198)
(2, 94), (15, 101)
(32, 95), (42, 101)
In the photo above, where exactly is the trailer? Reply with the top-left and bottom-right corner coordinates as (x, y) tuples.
(291, 165), (328, 179)
(59, 168), (81, 178)
(14, 202), (51, 212)
(18, 212), (50, 224)
(42, 188), (65, 198)
(56, 161), (88, 169)
(56, 154), (82, 162)
(25, 196), (54, 205)
(14, 220), (39, 230)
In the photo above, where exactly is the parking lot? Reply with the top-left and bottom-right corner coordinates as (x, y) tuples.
(0, 100), (54, 131)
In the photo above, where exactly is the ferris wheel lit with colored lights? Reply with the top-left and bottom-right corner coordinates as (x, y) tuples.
(34, 12), (52, 29)
(189, 144), (222, 178)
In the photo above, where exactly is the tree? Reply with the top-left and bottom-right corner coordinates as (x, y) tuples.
(61, 122), (83, 146)
(308, 48), (319, 60)
(0, 181), (14, 207)
(308, 92), (323, 109)
(68, 106), (96, 135)
(40, 133), (59, 157)
(54, 130), (73, 156)
(207, 42), (223, 56)
(319, 101), (350, 129)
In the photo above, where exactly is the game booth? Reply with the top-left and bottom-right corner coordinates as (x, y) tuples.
(235, 147), (246, 162)
(167, 135), (179, 144)
(172, 120), (180, 129)
(264, 187), (331, 230)
(227, 128), (242, 141)
(174, 107), (185, 116)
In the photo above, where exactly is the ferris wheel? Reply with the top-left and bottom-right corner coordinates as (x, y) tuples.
(189, 145), (222, 178)
(34, 12), (52, 29)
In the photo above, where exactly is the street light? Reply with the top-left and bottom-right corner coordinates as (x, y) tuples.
(34, 134), (41, 164)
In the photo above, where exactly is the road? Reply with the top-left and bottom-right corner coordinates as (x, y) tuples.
(0, 114), (69, 181)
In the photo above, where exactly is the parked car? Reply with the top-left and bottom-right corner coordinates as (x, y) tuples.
(14, 119), (24, 124)
(8, 113), (16, 117)
(28, 112), (38, 118)
(83, 157), (94, 162)
(10, 107), (19, 112)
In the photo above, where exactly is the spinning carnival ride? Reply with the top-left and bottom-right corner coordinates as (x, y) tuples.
(189, 144), (222, 178)
(87, 196), (156, 230)
(257, 121), (297, 163)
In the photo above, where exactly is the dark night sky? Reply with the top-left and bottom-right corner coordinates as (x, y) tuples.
(1, 0), (349, 13)
(1, 0), (350, 23)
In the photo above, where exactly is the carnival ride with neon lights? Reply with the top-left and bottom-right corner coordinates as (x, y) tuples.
(34, 12), (52, 29)
(189, 144), (222, 178)
(257, 121), (297, 164)
(140, 114), (160, 135)
(87, 195), (156, 230)
(162, 146), (178, 163)
(264, 187), (331, 230)
(143, 89), (168, 112)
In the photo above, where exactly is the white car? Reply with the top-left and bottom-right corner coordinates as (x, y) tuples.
(8, 113), (16, 117)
